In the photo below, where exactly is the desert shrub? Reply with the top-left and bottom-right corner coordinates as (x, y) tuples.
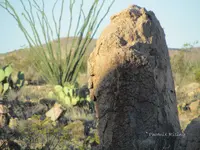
(170, 42), (200, 86)
(79, 56), (88, 73)
(2, 115), (98, 149)
(0, 0), (115, 86)
(84, 128), (100, 148)
(171, 50), (193, 86)
(2, 50), (44, 84)
(9, 115), (70, 149)
(3, 86), (97, 149)
(6, 111), (97, 149)
(194, 69), (200, 83)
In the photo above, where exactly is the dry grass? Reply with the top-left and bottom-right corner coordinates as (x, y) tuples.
(21, 85), (55, 101)
(0, 37), (96, 84)
(6, 85), (54, 103)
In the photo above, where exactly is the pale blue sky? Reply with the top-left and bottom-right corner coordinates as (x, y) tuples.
(0, 0), (199, 53)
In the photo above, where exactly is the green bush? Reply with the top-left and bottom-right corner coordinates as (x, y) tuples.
(171, 51), (191, 86)
(170, 49), (200, 86)
(194, 69), (200, 83)
(170, 42), (200, 86)
(11, 115), (70, 149)
(7, 114), (98, 149)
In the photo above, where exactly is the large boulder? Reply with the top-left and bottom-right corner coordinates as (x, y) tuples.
(88, 5), (181, 150)
(175, 117), (200, 150)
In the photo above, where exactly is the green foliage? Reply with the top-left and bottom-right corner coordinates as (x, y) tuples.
(2, 49), (47, 85)
(48, 83), (91, 108)
(2, 86), (96, 149)
(79, 56), (88, 73)
(183, 40), (199, 50)
(194, 69), (200, 83)
(13, 115), (71, 149)
(171, 51), (192, 75)
(171, 51), (191, 86)
(0, 0), (115, 86)
(0, 64), (25, 98)
(170, 42), (200, 86)
(84, 129), (100, 147)
(7, 115), (98, 149)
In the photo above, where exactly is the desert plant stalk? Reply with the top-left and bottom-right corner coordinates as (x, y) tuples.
(0, 0), (115, 86)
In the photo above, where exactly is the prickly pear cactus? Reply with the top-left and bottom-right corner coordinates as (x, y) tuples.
(48, 83), (91, 107)
(0, 64), (25, 98)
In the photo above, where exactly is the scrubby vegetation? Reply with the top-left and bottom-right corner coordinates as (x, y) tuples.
(0, 40), (200, 149)
(0, 63), (98, 149)
(0, 0), (114, 86)
(170, 44), (200, 86)
(0, 41), (200, 149)
(0, 0), (114, 149)
(170, 43), (200, 130)
(0, 0), (199, 149)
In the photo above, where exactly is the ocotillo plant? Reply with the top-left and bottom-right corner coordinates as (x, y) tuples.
(0, 0), (115, 86)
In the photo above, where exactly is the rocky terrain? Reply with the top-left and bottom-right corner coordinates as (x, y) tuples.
(0, 5), (200, 150)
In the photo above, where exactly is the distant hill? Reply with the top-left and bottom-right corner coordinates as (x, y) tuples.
(0, 37), (97, 56)
(2, 36), (200, 56)
(0, 37), (97, 83)
(1, 37), (199, 84)
(1, 37), (200, 63)
(0, 37), (96, 67)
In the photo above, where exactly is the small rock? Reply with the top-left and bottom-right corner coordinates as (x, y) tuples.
(45, 103), (63, 121)
(0, 114), (9, 128)
(189, 100), (199, 112)
(0, 104), (8, 114)
(187, 91), (194, 97)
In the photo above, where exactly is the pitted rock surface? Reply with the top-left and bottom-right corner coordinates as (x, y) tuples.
(175, 117), (200, 150)
(88, 5), (181, 150)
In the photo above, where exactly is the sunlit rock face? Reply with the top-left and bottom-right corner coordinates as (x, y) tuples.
(88, 5), (181, 150)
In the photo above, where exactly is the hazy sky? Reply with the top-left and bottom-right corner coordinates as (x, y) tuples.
(0, 0), (199, 53)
